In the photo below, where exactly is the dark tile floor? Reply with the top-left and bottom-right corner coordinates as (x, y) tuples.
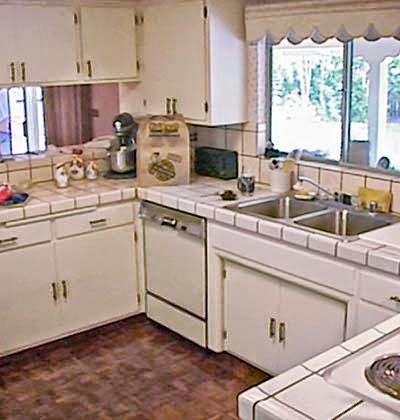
(0, 315), (269, 420)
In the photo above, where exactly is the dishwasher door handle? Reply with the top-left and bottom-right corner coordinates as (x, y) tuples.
(161, 216), (178, 228)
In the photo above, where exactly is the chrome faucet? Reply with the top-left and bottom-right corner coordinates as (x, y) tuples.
(295, 176), (336, 199)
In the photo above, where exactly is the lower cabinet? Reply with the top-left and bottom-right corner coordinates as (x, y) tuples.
(0, 207), (138, 357)
(55, 225), (138, 333)
(0, 243), (61, 354)
(224, 260), (347, 375)
(356, 301), (396, 335)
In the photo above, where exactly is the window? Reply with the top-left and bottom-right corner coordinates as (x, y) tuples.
(267, 37), (400, 171)
(0, 87), (46, 156)
(270, 39), (344, 161)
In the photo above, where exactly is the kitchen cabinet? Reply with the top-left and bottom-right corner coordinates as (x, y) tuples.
(0, 203), (139, 357)
(356, 301), (396, 335)
(0, 4), (78, 85)
(224, 260), (347, 374)
(225, 262), (280, 373)
(355, 270), (400, 335)
(135, 0), (246, 125)
(55, 225), (138, 332)
(79, 6), (137, 81)
(0, 243), (60, 355)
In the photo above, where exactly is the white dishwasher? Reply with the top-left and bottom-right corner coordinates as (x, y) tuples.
(140, 201), (207, 347)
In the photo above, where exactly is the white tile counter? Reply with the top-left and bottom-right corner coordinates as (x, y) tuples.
(238, 315), (400, 420)
(5, 175), (400, 275)
(138, 177), (400, 276)
(0, 178), (137, 223)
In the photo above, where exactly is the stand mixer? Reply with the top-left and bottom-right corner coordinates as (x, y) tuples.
(105, 112), (137, 178)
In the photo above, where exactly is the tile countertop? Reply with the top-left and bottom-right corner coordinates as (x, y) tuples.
(3, 176), (400, 275)
(137, 178), (400, 276)
(238, 315), (400, 420)
(0, 178), (138, 223)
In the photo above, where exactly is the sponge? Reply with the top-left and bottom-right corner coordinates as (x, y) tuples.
(358, 187), (392, 213)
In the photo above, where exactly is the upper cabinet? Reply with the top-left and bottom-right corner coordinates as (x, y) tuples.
(0, 3), (139, 87)
(0, 4), (78, 85)
(136, 0), (247, 125)
(79, 6), (137, 82)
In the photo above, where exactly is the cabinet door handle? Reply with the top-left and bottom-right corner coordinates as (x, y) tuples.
(21, 62), (26, 82)
(390, 296), (400, 303)
(0, 236), (18, 245)
(166, 97), (171, 115)
(269, 317), (276, 338)
(172, 98), (177, 114)
(89, 218), (107, 226)
(10, 62), (16, 82)
(51, 282), (58, 302)
(87, 60), (93, 78)
(279, 322), (286, 343)
(62, 280), (68, 300)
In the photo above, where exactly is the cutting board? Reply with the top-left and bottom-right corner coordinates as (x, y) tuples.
(359, 222), (400, 248)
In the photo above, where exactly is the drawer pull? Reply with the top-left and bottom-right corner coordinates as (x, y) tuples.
(390, 296), (400, 303)
(279, 322), (286, 343)
(51, 282), (58, 302)
(21, 62), (26, 82)
(269, 317), (276, 338)
(172, 98), (177, 114)
(166, 97), (171, 115)
(10, 62), (16, 82)
(87, 60), (93, 78)
(89, 218), (107, 226)
(0, 236), (18, 245)
(62, 280), (68, 300)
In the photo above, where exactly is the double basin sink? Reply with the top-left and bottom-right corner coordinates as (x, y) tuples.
(226, 195), (398, 240)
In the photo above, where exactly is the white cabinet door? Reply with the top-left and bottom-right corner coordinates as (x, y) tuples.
(55, 226), (137, 333)
(356, 301), (396, 335)
(0, 244), (60, 355)
(278, 282), (347, 373)
(141, 1), (206, 120)
(224, 261), (280, 373)
(15, 5), (78, 84)
(80, 7), (137, 81)
(0, 6), (18, 85)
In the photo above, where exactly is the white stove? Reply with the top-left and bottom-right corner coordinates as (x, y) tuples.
(324, 329), (400, 416)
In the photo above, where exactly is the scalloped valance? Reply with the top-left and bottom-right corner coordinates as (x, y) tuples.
(245, 0), (400, 44)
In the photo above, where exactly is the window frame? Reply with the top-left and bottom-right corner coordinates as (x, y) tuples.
(265, 38), (400, 175)
(0, 86), (46, 157)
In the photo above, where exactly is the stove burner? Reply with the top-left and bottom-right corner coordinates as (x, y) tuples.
(365, 354), (400, 400)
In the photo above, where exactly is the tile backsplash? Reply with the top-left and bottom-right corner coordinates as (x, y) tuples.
(0, 148), (109, 186)
(189, 122), (400, 215)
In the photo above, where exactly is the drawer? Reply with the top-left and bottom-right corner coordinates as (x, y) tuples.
(146, 294), (206, 347)
(360, 270), (400, 312)
(55, 203), (134, 238)
(0, 221), (51, 251)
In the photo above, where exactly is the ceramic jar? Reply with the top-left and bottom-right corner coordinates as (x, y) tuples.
(54, 163), (69, 188)
(68, 155), (85, 180)
(85, 159), (99, 180)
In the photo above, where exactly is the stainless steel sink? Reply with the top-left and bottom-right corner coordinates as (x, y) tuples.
(294, 209), (391, 237)
(226, 194), (399, 240)
(226, 196), (327, 219)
